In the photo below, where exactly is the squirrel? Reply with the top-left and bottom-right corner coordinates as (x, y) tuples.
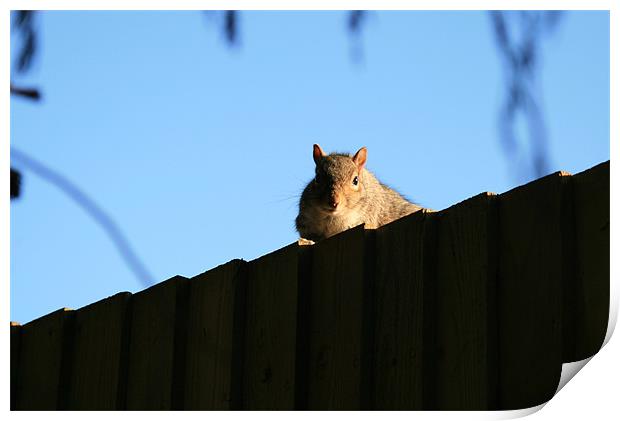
(296, 144), (422, 243)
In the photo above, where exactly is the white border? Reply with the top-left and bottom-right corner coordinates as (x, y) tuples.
(3, 2), (616, 419)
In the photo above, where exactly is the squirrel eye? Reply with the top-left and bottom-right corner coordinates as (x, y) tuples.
(352, 176), (359, 186)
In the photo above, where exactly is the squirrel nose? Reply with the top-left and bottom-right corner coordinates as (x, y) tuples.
(329, 194), (340, 208)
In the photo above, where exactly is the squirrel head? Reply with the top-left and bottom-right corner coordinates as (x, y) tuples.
(307, 144), (368, 214)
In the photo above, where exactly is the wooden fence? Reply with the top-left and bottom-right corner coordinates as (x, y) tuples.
(10, 161), (609, 410)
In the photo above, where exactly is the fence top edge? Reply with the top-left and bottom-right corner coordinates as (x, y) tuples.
(22, 307), (74, 327)
(190, 259), (247, 282)
(573, 160), (610, 181)
(435, 192), (498, 216)
(17, 161), (609, 327)
(499, 170), (572, 200)
(72, 291), (132, 314)
(134, 274), (189, 296)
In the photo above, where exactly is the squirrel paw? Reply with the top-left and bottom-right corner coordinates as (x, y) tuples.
(298, 238), (315, 246)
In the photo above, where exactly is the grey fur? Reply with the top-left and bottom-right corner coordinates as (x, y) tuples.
(296, 145), (421, 242)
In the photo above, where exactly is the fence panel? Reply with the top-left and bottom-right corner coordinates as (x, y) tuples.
(571, 161), (610, 360)
(373, 210), (427, 409)
(496, 172), (566, 409)
(434, 193), (498, 409)
(182, 260), (247, 410)
(243, 244), (299, 409)
(65, 292), (131, 409)
(10, 322), (22, 410)
(125, 275), (188, 409)
(14, 308), (74, 410)
(304, 225), (370, 409)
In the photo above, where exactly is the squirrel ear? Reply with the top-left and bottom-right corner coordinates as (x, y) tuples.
(313, 144), (326, 164)
(352, 146), (367, 169)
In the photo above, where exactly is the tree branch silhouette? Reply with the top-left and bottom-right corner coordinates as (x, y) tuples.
(10, 83), (41, 101)
(12, 11), (37, 73)
(11, 147), (155, 288)
(11, 168), (21, 199)
(347, 10), (368, 63)
(202, 10), (239, 46)
(490, 11), (562, 180)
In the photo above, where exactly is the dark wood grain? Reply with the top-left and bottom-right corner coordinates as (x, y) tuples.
(65, 292), (131, 409)
(10, 322), (22, 410)
(243, 244), (299, 409)
(497, 172), (566, 409)
(305, 225), (369, 409)
(373, 210), (427, 409)
(125, 276), (188, 409)
(15, 308), (74, 409)
(570, 161), (610, 360)
(182, 260), (247, 410)
(434, 193), (498, 409)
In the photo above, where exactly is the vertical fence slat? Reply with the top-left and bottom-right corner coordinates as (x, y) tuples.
(373, 211), (426, 409)
(10, 322), (22, 410)
(242, 244), (298, 409)
(66, 292), (131, 409)
(182, 260), (247, 410)
(570, 161), (610, 360)
(15, 308), (73, 409)
(497, 172), (566, 409)
(305, 225), (369, 409)
(434, 193), (498, 409)
(125, 276), (188, 410)
(294, 243), (313, 409)
(422, 213), (440, 410)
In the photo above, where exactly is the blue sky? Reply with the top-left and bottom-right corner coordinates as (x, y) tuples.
(10, 11), (609, 323)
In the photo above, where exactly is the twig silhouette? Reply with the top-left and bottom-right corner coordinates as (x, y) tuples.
(490, 11), (562, 180)
(347, 10), (368, 63)
(11, 168), (21, 198)
(10, 83), (41, 101)
(11, 146), (155, 288)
